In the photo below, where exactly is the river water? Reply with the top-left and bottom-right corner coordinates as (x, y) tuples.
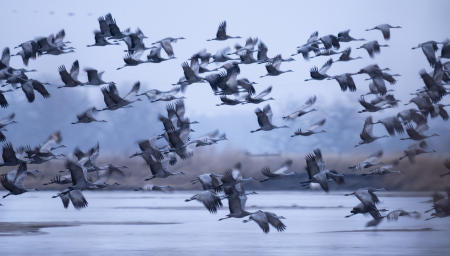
(0, 191), (448, 256)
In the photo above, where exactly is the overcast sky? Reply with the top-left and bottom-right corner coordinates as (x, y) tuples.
(1, 0), (449, 155)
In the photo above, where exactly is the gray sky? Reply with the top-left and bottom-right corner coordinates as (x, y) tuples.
(1, 0), (449, 155)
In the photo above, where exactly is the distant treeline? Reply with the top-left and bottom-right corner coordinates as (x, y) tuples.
(2, 148), (449, 191)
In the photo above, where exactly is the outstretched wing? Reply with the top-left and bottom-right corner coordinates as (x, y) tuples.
(216, 21), (227, 39)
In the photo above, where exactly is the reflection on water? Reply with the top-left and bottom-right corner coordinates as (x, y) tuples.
(0, 191), (448, 256)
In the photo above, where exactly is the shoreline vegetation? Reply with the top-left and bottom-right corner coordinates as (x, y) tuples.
(1, 149), (448, 191)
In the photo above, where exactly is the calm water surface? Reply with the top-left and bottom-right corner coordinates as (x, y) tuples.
(0, 191), (448, 256)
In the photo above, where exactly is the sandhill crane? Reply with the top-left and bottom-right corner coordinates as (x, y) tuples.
(364, 94), (399, 111)
(337, 30), (365, 42)
(243, 86), (273, 104)
(219, 191), (251, 221)
(327, 73), (357, 92)
(190, 49), (212, 73)
(84, 68), (109, 85)
(259, 160), (295, 182)
(370, 116), (404, 136)
(397, 109), (427, 126)
(17, 78), (50, 103)
(12, 40), (38, 65)
(33, 29), (73, 56)
(347, 190), (420, 226)
(357, 64), (390, 78)
(218, 167), (257, 221)
(305, 58), (333, 81)
(116, 52), (149, 70)
(266, 54), (294, 64)
(205, 72), (230, 95)
(52, 159), (110, 208)
(191, 173), (223, 191)
(207, 21), (241, 41)
(230, 37), (258, 56)
(106, 16), (126, 40)
(311, 49), (344, 59)
(357, 41), (389, 58)
(242, 210), (286, 233)
(360, 162), (401, 176)
(363, 81), (395, 96)
(417, 70), (447, 102)
(153, 37), (184, 58)
(319, 34), (340, 49)
(292, 31), (320, 59)
(425, 191), (450, 220)
(344, 188), (387, 218)
(87, 31), (119, 47)
(189, 57), (211, 75)
(157, 114), (193, 160)
(282, 95), (317, 120)
(220, 163), (256, 195)
(130, 139), (165, 163)
(412, 41), (441, 67)
(100, 82), (141, 111)
(141, 150), (184, 181)
(404, 94), (434, 116)
(185, 190), (223, 213)
(366, 24), (402, 40)
(187, 130), (227, 147)
(251, 104), (289, 133)
(401, 124), (439, 141)
(211, 47), (239, 63)
(0, 142), (26, 167)
(0, 113), (16, 141)
(137, 86), (181, 101)
(122, 32), (152, 54)
(349, 150), (384, 171)
(149, 94), (186, 103)
(147, 46), (172, 63)
(355, 117), (389, 147)
(172, 61), (205, 90)
(256, 41), (269, 63)
(166, 100), (199, 128)
(333, 47), (362, 62)
(73, 143), (100, 171)
(237, 49), (258, 65)
(87, 164), (125, 186)
(398, 141), (435, 163)
(58, 60), (83, 88)
(1, 162), (39, 198)
(21, 131), (66, 164)
(292, 43), (320, 59)
(440, 41), (450, 59)
(291, 118), (327, 137)
(57, 190), (88, 209)
(215, 95), (243, 106)
(431, 103), (450, 121)
(0, 47), (10, 68)
(1, 47), (36, 73)
(358, 96), (393, 113)
(260, 58), (293, 78)
(300, 149), (344, 192)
